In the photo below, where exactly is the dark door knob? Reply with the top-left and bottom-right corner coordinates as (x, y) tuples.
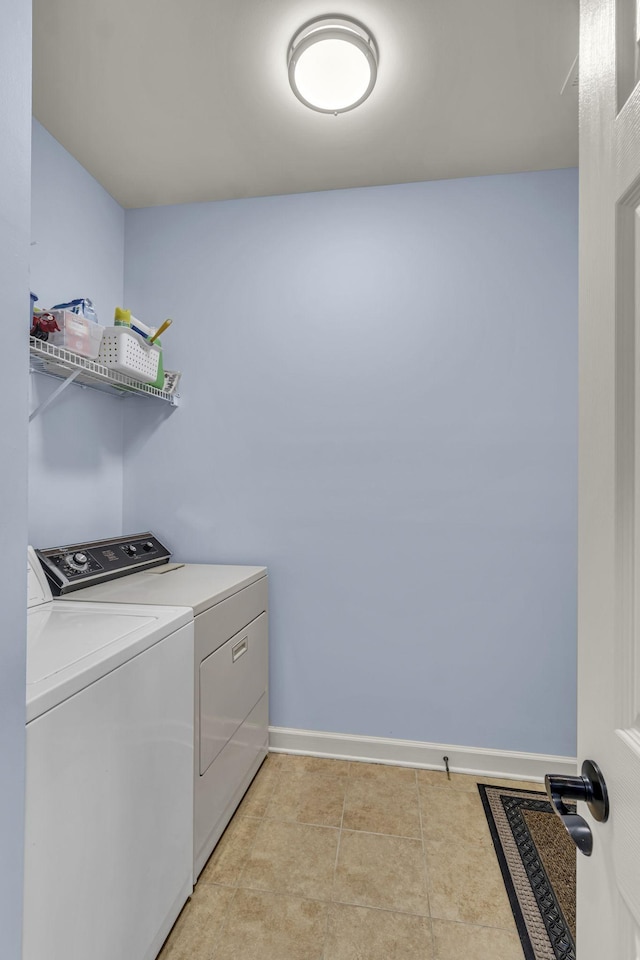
(544, 759), (609, 857)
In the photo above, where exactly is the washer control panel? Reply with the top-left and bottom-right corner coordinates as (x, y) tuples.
(36, 533), (171, 595)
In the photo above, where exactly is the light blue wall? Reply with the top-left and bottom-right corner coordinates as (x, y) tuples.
(0, 0), (31, 953)
(124, 169), (578, 757)
(29, 120), (125, 546)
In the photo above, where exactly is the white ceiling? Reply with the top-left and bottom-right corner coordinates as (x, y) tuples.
(33, 0), (578, 209)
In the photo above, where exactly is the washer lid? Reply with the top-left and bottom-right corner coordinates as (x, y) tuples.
(25, 598), (192, 723)
(27, 605), (155, 684)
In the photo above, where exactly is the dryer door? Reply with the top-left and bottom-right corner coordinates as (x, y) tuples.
(199, 612), (268, 775)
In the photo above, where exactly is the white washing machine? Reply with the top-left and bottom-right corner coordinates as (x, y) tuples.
(24, 548), (195, 960)
(36, 533), (269, 880)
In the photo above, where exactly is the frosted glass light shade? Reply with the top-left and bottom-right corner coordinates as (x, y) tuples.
(288, 17), (378, 114)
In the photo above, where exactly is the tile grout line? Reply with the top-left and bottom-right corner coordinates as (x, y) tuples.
(418, 772), (525, 942)
(423, 915), (528, 934)
(206, 885), (239, 960)
(256, 815), (423, 842)
(221, 759), (515, 955)
(320, 760), (351, 960)
(200, 756), (282, 958)
(182, 759), (526, 960)
(231, 757), (281, 892)
(241, 754), (346, 960)
(207, 878), (444, 917)
(207, 879), (445, 920)
(416, 770), (437, 959)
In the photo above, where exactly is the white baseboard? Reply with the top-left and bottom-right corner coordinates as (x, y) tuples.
(268, 726), (577, 783)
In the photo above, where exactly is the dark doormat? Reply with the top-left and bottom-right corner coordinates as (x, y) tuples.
(477, 783), (576, 960)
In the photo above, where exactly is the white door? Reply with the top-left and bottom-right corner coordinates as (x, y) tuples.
(577, 0), (640, 956)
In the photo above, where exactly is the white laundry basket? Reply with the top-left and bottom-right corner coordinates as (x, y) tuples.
(97, 327), (161, 383)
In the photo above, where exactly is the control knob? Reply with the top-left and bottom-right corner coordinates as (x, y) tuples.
(124, 544), (138, 557)
(143, 541), (155, 552)
(65, 552), (89, 572)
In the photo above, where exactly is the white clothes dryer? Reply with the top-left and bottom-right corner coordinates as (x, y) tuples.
(36, 534), (269, 880)
(24, 548), (194, 960)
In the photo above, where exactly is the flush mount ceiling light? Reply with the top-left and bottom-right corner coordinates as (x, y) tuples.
(287, 16), (378, 114)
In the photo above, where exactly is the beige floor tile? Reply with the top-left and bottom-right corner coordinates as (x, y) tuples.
(199, 816), (262, 886)
(425, 837), (515, 928)
(349, 760), (417, 783)
(342, 776), (421, 838)
(261, 752), (284, 772)
(266, 771), (346, 827)
(419, 784), (493, 847)
(158, 755), (533, 959)
(236, 765), (278, 818)
(333, 829), (429, 915)
(432, 919), (524, 960)
(270, 754), (351, 778)
(324, 902), (433, 960)
(238, 819), (339, 899)
(416, 769), (541, 794)
(212, 888), (327, 960)
(158, 883), (235, 960)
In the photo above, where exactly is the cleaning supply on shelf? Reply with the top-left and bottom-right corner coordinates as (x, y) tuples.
(30, 293), (43, 334)
(30, 312), (61, 342)
(132, 317), (154, 339)
(114, 307), (155, 340)
(148, 318), (172, 344)
(138, 318), (171, 386)
(51, 298), (99, 324)
(111, 310), (172, 386)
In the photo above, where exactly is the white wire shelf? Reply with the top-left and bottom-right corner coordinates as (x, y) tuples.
(29, 336), (180, 419)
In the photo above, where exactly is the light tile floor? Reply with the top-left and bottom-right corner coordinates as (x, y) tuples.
(159, 755), (538, 960)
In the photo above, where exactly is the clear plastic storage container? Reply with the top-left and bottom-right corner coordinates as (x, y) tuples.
(48, 310), (103, 360)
